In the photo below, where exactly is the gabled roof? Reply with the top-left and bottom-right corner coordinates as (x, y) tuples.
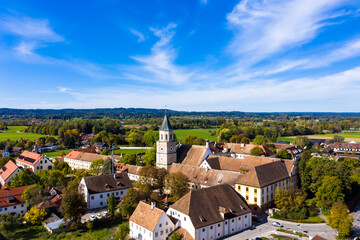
(130, 201), (167, 231)
(205, 155), (279, 172)
(168, 163), (242, 187)
(0, 160), (19, 181)
(16, 151), (43, 166)
(177, 145), (208, 166)
(170, 184), (251, 229)
(237, 161), (289, 188)
(160, 114), (173, 131)
(83, 173), (132, 194)
(0, 185), (31, 208)
(64, 150), (108, 163)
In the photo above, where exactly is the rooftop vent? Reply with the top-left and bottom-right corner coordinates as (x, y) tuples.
(199, 216), (206, 222)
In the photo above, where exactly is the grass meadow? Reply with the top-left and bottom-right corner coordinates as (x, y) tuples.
(0, 126), (55, 141)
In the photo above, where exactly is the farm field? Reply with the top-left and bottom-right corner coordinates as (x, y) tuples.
(0, 126), (54, 141)
(174, 128), (219, 142)
(114, 148), (147, 154)
(286, 131), (360, 143)
(44, 149), (73, 158)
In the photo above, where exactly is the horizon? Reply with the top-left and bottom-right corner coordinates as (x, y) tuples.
(1, 1), (360, 111)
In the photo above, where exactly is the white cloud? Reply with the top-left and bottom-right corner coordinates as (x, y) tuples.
(0, 15), (63, 42)
(129, 28), (145, 42)
(226, 0), (347, 61)
(13, 41), (37, 55)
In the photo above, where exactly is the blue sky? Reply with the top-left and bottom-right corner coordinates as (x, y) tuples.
(1, 0), (360, 112)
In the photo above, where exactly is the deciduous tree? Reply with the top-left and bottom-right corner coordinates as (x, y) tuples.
(25, 206), (47, 225)
(327, 202), (353, 237)
(250, 147), (265, 156)
(165, 172), (189, 201)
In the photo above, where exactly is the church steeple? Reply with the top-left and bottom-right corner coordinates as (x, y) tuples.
(156, 111), (177, 169)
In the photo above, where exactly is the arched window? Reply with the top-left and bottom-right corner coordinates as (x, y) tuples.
(165, 134), (168, 140)
(161, 134), (163, 140)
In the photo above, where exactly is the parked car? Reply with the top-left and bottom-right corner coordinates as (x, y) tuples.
(103, 211), (109, 217)
(96, 213), (102, 219)
(90, 215), (96, 221)
(272, 222), (283, 228)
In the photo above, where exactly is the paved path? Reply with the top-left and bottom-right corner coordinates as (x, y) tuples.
(226, 217), (337, 240)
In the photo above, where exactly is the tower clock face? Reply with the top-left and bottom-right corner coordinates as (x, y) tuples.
(170, 147), (173, 151)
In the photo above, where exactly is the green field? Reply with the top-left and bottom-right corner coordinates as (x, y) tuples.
(277, 137), (295, 143)
(114, 148), (147, 155)
(44, 149), (73, 158)
(0, 126), (54, 141)
(174, 128), (219, 142)
(311, 131), (360, 139)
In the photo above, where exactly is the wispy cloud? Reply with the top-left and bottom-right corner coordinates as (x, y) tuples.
(226, 0), (347, 61)
(129, 28), (145, 42)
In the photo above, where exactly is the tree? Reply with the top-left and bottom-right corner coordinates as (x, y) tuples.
(142, 147), (156, 166)
(333, 135), (345, 143)
(101, 148), (110, 155)
(274, 188), (306, 213)
(276, 149), (291, 159)
(86, 220), (94, 230)
(165, 172), (189, 201)
(119, 188), (143, 217)
(106, 194), (117, 216)
(229, 135), (242, 143)
(253, 135), (268, 145)
(183, 135), (205, 145)
(126, 129), (144, 146)
(250, 147), (265, 156)
(60, 181), (86, 228)
(120, 154), (137, 165)
(25, 206), (47, 225)
(9, 169), (36, 188)
(316, 176), (345, 209)
(169, 232), (182, 240)
(89, 159), (104, 175)
(22, 185), (43, 206)
(327, 202), (353, 237)
(102, 157), (113, 174)
(293, 136), (311, 149)
(36, 169), (66, 188)
(115, 222), (129, 240)
(143, 130), (158, 146)
(54, 160), (72, 174)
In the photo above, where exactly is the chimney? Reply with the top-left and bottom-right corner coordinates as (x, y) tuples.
(240, 143), (245, 147)
(206, 139), (209, 148)
(151, 202), (156, 210)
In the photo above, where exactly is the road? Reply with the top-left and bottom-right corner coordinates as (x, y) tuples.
(226, 217), (337, 240)
(352, 202), (360, 239)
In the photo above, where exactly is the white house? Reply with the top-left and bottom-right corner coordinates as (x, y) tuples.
(130, 201), (176, 240)
(1, 147), (10, 157)
(79, 172), (133, 209)
(0, 160), (20, 186)
(64, 150), (107, 170)
(167, 184), (252, 240)
(0, 185), (31, 215)
(16, 151), (53, 173)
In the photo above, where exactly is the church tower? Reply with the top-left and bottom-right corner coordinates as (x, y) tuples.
(156, 112), (177, 169)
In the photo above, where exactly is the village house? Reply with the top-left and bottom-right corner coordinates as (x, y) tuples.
(64, 150), (108, 170)
(16, 151), (53, 173)
(167, 184), (252, 240)
(272, 143), (303, 160)
(37, 186), (64, 214)
(0, 185), (31, 215)
(0, 147), (10, 157)
(129, 201), (176, 240)
(79, 172), (133, 209)
(331, 141), (360, 154)
(0, 160), (20, 186)
(225, 143), (275, 158)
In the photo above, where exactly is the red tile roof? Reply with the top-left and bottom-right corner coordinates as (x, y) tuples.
(0, 160), (19, 182)
(16, 150), (42, 166)
(0, 185), (31, 208)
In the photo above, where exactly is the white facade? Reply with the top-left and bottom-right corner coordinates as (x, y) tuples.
(64, 157), (92, 170)
(79, 178), (129, 209)
(130, 212), (175, 240)
(16, 155), (53, 173)
(0, 203), (27, 215)
(0, 168), (20, 186)
(167, 208), (251, 240)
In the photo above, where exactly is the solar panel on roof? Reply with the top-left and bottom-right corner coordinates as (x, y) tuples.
(1, 166), (6, 171)
(19, 155), (24, 159)
(24, 157), (35, 163)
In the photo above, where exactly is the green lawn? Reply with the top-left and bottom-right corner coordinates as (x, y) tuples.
(277, 137), (295, 143)
(114, 149), (147, 155)
(0, 126), (55, 141)
(174, 128), (219, 142)
(44, 149), (74, 158)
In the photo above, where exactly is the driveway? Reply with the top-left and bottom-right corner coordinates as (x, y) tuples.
(81, 208), (109, 223)
(226, 216), (337, 240)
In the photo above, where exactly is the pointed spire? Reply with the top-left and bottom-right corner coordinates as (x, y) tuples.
(160, 111), (173, 131)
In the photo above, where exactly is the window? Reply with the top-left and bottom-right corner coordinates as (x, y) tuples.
(184, 217), (186, 221)
(170, 228), (172, 232)
(100, 202), (103, 206)
(13, 206), (16, 209)
(254, 189), (257, 194)
(238, 217), (241, 220)
(232, 219), (234, 223)
(166, 229), (168, 234)
(245, 215), (247, 218)
(166, 222), (168, 225)
(116, 192), (119, 196)
(21, 204), (24, 207)
(246, 187), (249, 192)
(210, 226), (213, 230)
(218, 223), (220, 227)
(202, 228), (205, 232)
(246, 195), (249, 200)
(160, 230), (163, 235)
(161, 134), (163, 140)
(37, 167), (39, 170)
(121, 191), (123, 194)
(91, 196), (94, 200)
(225, 221), (227, 225)
(45, 160), (47, 163)
(21, 211), (23, 214)
(4, 208), (7, 211)
(155, 232), (158, 237)
(107, 193), (110, 197)
(254, 197), (257, 203)
(159, 224), (162, 228)
(218, 233), (220, 236)
(165, 134), (168, 140)
(100, 194), (103, 198)
(238, 186), (240, 190)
